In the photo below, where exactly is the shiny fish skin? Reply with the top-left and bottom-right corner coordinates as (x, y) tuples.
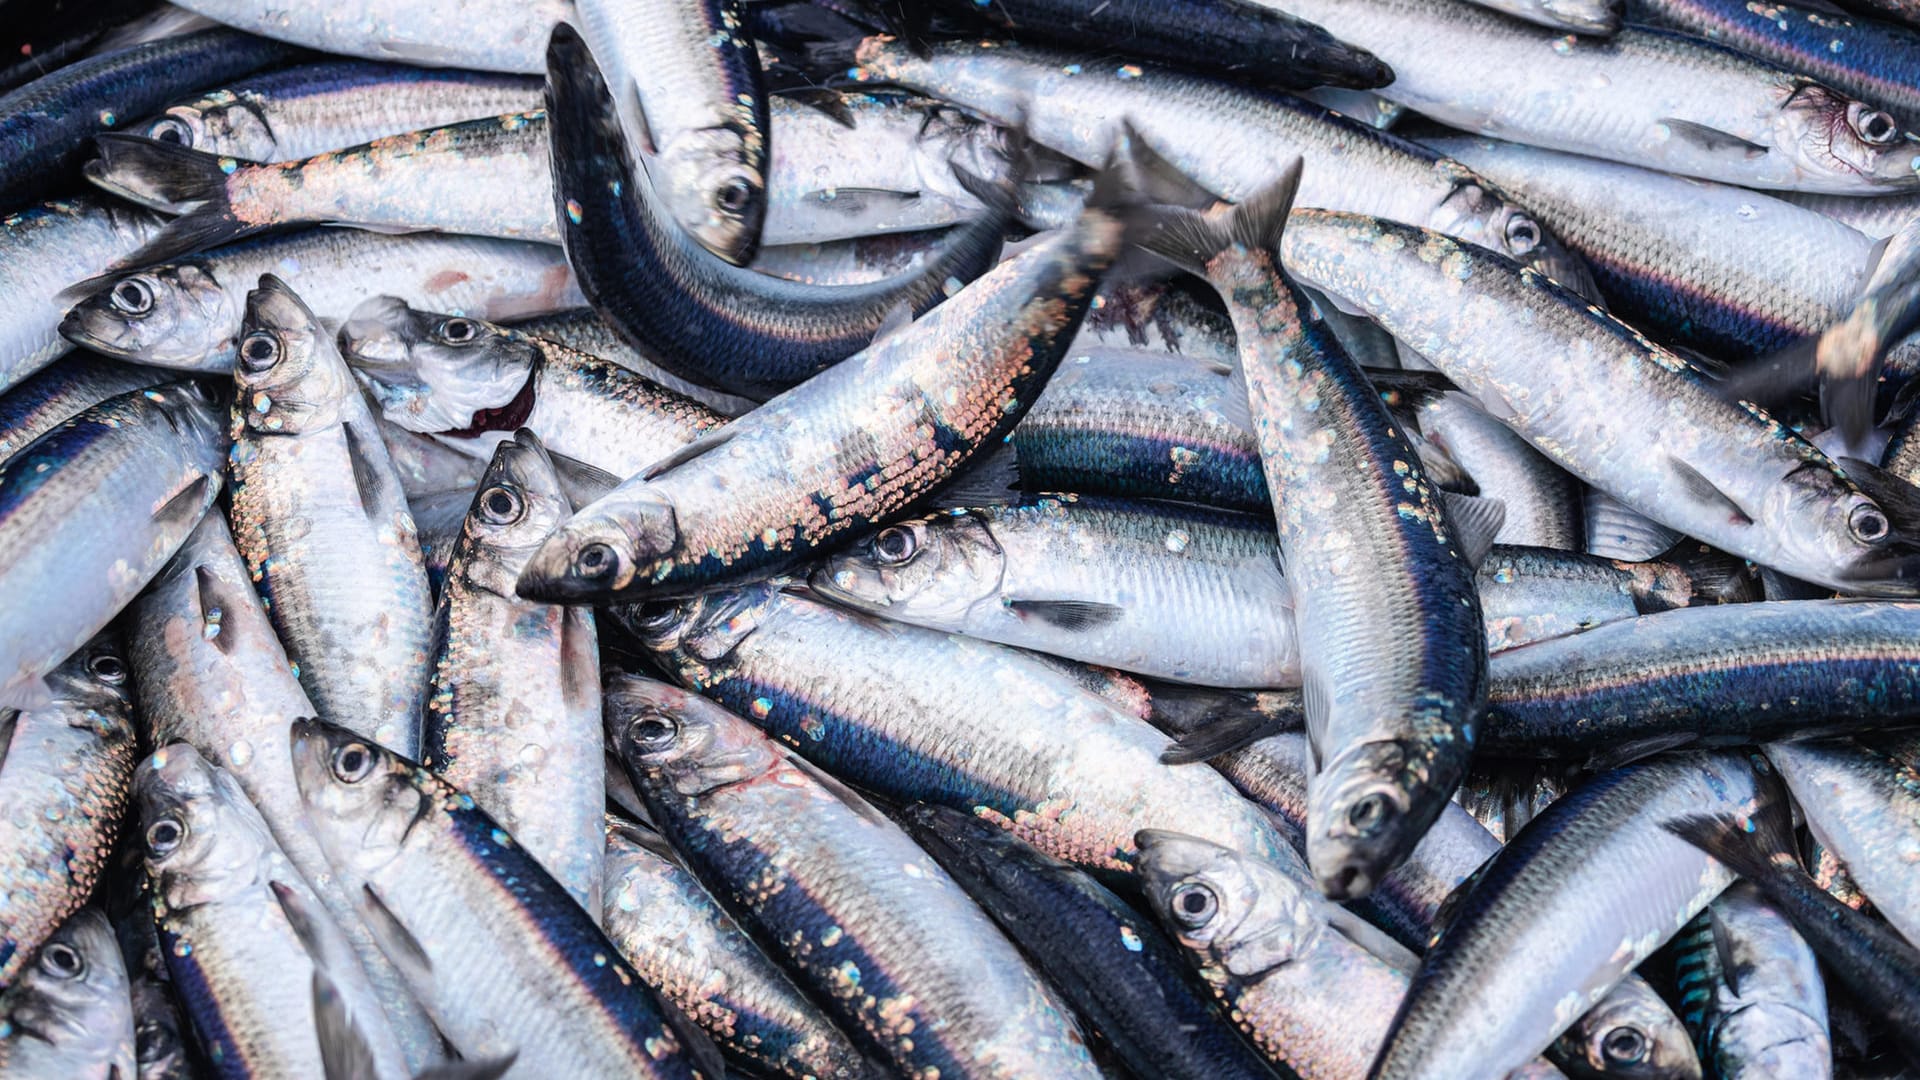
(0, 353), (172, 464)
(289, 718), (709, 1079)
(1481, 600), (1920, 761)
(60, 228), (582, 374)
(543, 26), (1009, 401)
(127, 971), (196, 1080)
(504, 308), (755, 417)
(601, 820), (879, 1080)
(128, 511), (443, 1070)
(1467, 0), (1621, 33)
(1475, 544), (1722, 653)
(851, 36), (1589, 288)
(1263, 0), (1920, 193)
(0, 638), (136, 990)
(424, 432), (604, 912)
(166, 0), (569, 74)
(1371, 752), (1758, 1080)
(1278, 210), (1916, 596)
(605, 677), (1100, 1080)
(1779, 188), (1920, 239)
(0, 382), (224, 708)
(0, 198), (164, 395)
(811, 494), (1299, 688)
(517, 183), (1121, 602)
(134, 743), (411, 1080)
(226, 275), (434, 758)
(128, 60), (543, 162)
(1765, 733), (1920, 945)
(341, 300), (725, 478)
(0, 909), (135, 1079)
(1671, 881), (1832, 1080)
(1414, 389), (1584, 550)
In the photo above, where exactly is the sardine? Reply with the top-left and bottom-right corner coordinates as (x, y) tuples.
(1670, 881), (1832, 1079)
(165, 0), (569, 74)
(0, 910), (135, 1079)
(0, 352), (171, 464)
(0, 198), (164, 394)
(1466, 0), (1621, 33)
(128, 971), (195, 1080)
(1413, 388), (1584, 550)
(1477, 543), (1754, 653)
(1550, 975), (1703, 1080)
(1765, 733), (1920, 945)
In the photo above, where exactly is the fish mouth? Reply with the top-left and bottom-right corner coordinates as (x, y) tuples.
(443, 372), (538, 438)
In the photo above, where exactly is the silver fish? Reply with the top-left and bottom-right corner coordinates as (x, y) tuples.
(503, 309), (755, 417)
(0, 198), (163, 393)
(1765, 733), (1920, 946)
(0, 910), (135, 1079)
(0, 354), (172, 465)
(165, 0), (570, 74)
(1675, 881), (1831, 1079)
(1550, 975), (1703, 1079)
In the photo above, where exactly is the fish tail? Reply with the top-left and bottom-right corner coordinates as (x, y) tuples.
(1650, 540), (1762, 607)
(1130, 153), (1301, 277)
(89, 134), (255, 267)
(1663, 777), (1797, 882)
(1159, 698), (1300, 765)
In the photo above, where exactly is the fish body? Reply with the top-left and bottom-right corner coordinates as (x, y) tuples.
(1766, 732), (1920, 945)
(0, 352), (171, 464)
(0, 197), (164, 394)
(1414, 388), (1584, 549)
(504, 308), (754, 417)
(1671, 881), (1832, 1079)
(0, 910), (135, 1078)
(166, 0), (569, 74)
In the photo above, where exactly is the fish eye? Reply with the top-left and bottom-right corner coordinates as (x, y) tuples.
(436, 318), (479, 345)
(1850, 502), (1890, 544)
(37, 942), (84, 980)
(111, 277), (154, 316)
(477, 484), (524, 526)
(87, 651), (127, 684)
(145, 817), (185, 856)
(716, 177), (754, 214)
(872, 525), (919, 566)
(330, 742), (376, 783)
(575, 542), (618, 579)
(1602, 1026), (1648, 1065)
(1168, 881), (1219, 928)
(1347, 792), (1395, 835)
(239, 332), (280, 372)
(632, 603), (683, 631)
(147, 116), (193, 146)
(626, 711), (679, 752)
(1504, 214), (1541, 256)
(1848, 103), (1899, 145)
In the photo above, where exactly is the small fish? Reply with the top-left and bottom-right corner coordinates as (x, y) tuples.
(0, 910), (135, 1079)
(0, 352), (171, 465)
(162, 0), (570, 74)
(0, 197), (164, 395)
(1670, 881), (1831, 1080)
(1765, 732), (1920, 949)
(1549, 974), (1703, 1079)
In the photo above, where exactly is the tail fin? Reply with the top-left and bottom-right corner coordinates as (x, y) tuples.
(1159, 692), (1303, 765)
(1650, 540), (1761, 607)
(1132, 158), (1302, 277)
(89, 135), (256, 267)
(1663, 774), (1798, 883)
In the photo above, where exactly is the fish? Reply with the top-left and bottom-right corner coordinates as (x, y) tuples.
(0, 636), (136, 989)
(1411, 387), (1585, 551)
(1466, 0), (1621, 33)
(1670, 881), (1832, 1079)
(0, 0), (160, 97)
(902, 804), (1283, 1080)
(0, 381), (224, 708)
(1807, 214), (1920, 443)
(0, 198), (164, 394)
(128, 971), (196, 1080)
(134, 742), (413, 1079)
(1139, 164), (1492, 900)
(600, 818), (879, 1080)
(0, 26), (295, 207)
(502, 308), (755, 417)
(542, 24), (1010, 401)
(60, 228), (582, 374)
(1765, 732), (1920, 946)
(1549, 974), (1703, 1080)
(0, 351), (171, 464)
(604, 675), (1101, 1079)
(1369, 752), (1759, 1080)
(1476, 543), (1755, 653)
(620, 581), (1307, 876)
(340, 299), (726, 478)
(0, 910), (135, 1079)
(289, 717), (713, 1079)
(163, 0), (569, 74)
(424, 431), (604, 912)
(1779, 188), (1920, 239)
(226, 274), (434, 758)
(123, 59), (542, 163)
(1260, 0), (1920, 193)
(810, 494), (1300, 688)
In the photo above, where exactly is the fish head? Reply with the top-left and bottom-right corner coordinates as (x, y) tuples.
(141, 99), (277, 161)
(1429, 179), (1597, 299)
(339, 296), (536, 434)
(659, 126), (767, 267)
(1306, 736), (1441, 900)
(233, 274), (358, 435)
(130, 977), (192, 1080)
(1555, 982), (1700, 1080)
(1771, 81), (1920, 192)
(134, 743), (269, 911)
(1710, 1010), (1830, 1080)
(624, 583), (781, 669)
(1135, 830), (1321, 980)
(516, 488), (677, 602)
(4, 910), (130, 1059)
(41, 633), (136, 735)
(458, 429), (571, 596)
(287, 718), (425, 878)
(604, 673), (778, 796)
(808, 512), (1004, 626)
(60, 263), (235, 369)
(1768, 459), (1920, 594)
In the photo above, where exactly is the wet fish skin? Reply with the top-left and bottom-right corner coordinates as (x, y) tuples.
(289, 717), (710, 1079)
(1670, 881), (1832, 1080)
(1765, 732), (1920, 946)
(134, 742), (411, 1079)
(1467, 0), (1620, 33)
(601, 819), (881, 1080)
(621, 581), (1306, 876)
(0, 380), (224, 707)
(166, 0), (569, 74)
(340, 299), (725, 479)
(0, 636), (137, 990)
(811, 494), (1299, 688)
(424, 431), (604, 912)
(0, 351), (172, 464)
(503, 308), (755, 417)
(226, 274), (434, 758)
(605, 676), (1100, 1080)
(1476, 543), (1753, 653)
(0, 198), (164, 395)
(128, 59), (543, 162)
(59, 228), (582, 374)
(0, 909), (135, 1079)
(542, 25), (1008, 401)
(1414, 389), (1584, 550)
(1370, 752), (1758, 1080)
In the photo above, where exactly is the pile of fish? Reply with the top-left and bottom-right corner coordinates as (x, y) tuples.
(9, 0), (1920, 1075)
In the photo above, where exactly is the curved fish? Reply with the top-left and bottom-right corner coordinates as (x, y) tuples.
(0, 352), (171, 464)
(1765, 732), (1920, 945)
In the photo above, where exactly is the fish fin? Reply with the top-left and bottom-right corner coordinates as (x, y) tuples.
(606, 816), (679, 862)
(1658, 118), (1768, 159)
(1364, 366), (1461, 410)
(0, 710), (16, 771)
(1649, 540), (1761, 607)
(928, 443), (1022, 508)
(780, 750), (893, 829)
(0, 676), (55, 711)
(1132, 158), (1302, 276)
(1717, 338), (1819, 416)
(1708, 902), (1744, 998)
(656, 993), (728, 1080)
(269, 880), (330, 960)
(545, 449), (621, 507)
(1820, 361), (1881, 449)
(1438, 490), (1506, 570)
(88, 133), (231, 210)
(1668, 456), (1755, 526)
(1663, 779), (1799, 882)
(1158, 702), (1298, 765)
(1320, 899), (1420, 973)
(639, 425), (738, 482)
(341, 423), (389, 522)
(415, 1054), (519, 1080)
(152, 474), (212, 530)
(1113, 120), (1223, 210)
(357, 883), (435, 986)
(1300, 668), (1331, 777)
(775, 86), (859, 128)
(192, 565), (237, 655)
(310, 965), (379, 1080)
(1838, 456), (1920, 536)
(1004, 598), (1126, 632)
(1582, 731), (1699, 772)
(870, 301), (914, 345)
